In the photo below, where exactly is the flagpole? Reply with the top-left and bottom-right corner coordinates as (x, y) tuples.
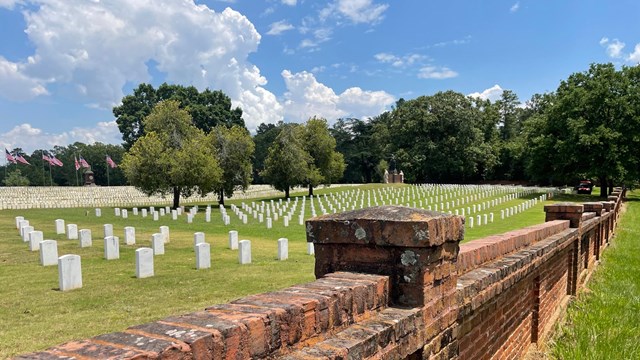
(41, 150), (46, 186)
(75, 153), (79, 186)
(106, 155), (111, 186)
(48, 160), (53, 186)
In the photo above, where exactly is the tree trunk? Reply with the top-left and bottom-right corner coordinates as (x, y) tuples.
(308, 184), (314, 197)
(599, 176), (607, 198)
(285, 187), (290, 199)
(218, 189), (225, 206)
(608, 179), (614, 195)
(173, 186), (181, 209)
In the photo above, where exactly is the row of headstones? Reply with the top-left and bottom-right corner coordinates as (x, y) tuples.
(225, 230), (314, 264)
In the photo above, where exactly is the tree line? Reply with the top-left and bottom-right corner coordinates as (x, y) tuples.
(3, 63), (637, 204)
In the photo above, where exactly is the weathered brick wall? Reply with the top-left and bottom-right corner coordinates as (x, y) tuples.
(15, 189), (625, 360)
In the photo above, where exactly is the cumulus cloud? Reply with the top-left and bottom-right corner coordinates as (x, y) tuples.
(417, 66), (458, 79)
(628, 44), (640, 63)
(0, 0), (20, 9)
(599, 37), (640, 64)
(374, 52), (428, 68)
(281, 0), (297, 5)
(0, 122), (121, 153)
(468, 84), (504, 102)
(266, 20), (294, 35)
(281, 70), (394, 122)
(0, 0), (283, 131)
(510, 2), (520, 13)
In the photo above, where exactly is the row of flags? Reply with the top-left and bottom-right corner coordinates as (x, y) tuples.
(5, 148), (117, 169)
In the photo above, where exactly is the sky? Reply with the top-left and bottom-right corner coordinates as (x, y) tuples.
(0, 0), (639, 153)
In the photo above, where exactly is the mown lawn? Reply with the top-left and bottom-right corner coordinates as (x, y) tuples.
(549, 190), (640, 359)
(0, 183), (601, 358)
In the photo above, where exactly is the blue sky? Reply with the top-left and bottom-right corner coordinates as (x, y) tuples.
(0, 0), (639, 153)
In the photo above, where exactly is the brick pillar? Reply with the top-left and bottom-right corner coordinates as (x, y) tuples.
(602, 201), (615, 243)
(544, 203), (583, 296)
(583, 202), (604, 260)
(306, 205), (463, 308)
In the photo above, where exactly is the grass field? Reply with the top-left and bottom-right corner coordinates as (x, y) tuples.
(0, 183), (602, 358)
(548, 190), (640, 359)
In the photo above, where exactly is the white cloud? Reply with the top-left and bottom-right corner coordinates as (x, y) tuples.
(599, 37), (609, 45)
(0, 0), (283, 132)
(0, 0), (20, 9)
(374, 52), (428, 68)
(0, 56), (49, 101)
(266, 20), (294, 35)
(320, 0), (389, 24)
(281, 70), (394, 122)
(468, 84), (504, 102)
(510, 2), (520, 13)
(628, 44), (640, 63)
(281, 0), (297, 5)
(0, 122), (121, 153)
(417, 66), (458, 79)
(603, 39), (625, 58)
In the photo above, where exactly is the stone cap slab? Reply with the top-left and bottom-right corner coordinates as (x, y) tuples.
(543, 203), (584, 213)
(306, 206), (464, 247)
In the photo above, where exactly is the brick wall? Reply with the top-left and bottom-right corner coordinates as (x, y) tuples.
(15, 189), (625, 360)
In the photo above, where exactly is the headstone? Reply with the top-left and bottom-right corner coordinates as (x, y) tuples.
(159, 208), (165, 217)
(28, 230), (43, 251)
(150, 206), (155, 213)
(238, 240), (251, 264)
(114, 208), (121, 216)
(58, 254), (82, 291)
(160, 226), (170, 243)
(205, 212), (211, 222)
(18, 220), (29, 235)
(66, 224), (78, 240)
(153, 211), (159, 221)
(307, 242), (315, 255)
(40, 240), (58, 266)
(177, 208), (182, 216)
(104, 236), (120, 260)
(194, 232), (205, 250)
(95, 208), (102, 217)
(266, 218), (272, 229)
(135, 248), (154, 278)
(104, 224), (114, 238)
(124, 226), (136, 245)
(21, 225), (34, 242)
(55, 219), (65, 235)
(79, 229), (92, 248)
(277, 238), (288, 261)
(15, 216), (24, 229)
(283, 216), (289, 227)
(172, 210), (177, 221)
(142, 209), (148, 218)
(187, 214), (193, 224)
(228, 230), (238, 250)
(132, 207), (138, 216)
(196, 243), (211, 270)
(121, 209), (128, 219)
(152, 233), (165, 255)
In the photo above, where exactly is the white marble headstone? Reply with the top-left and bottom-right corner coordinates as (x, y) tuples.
(159, 226), (169, 243)
(228, 230), (238, 250)
(135, 248), (154, 278)
(141, 209), (148, 217)
(22, 225), (34, 242)
(66, 224), (78, 240)
(194, 232), (205, 250)
(151, 233), (165, 255)
(58, 254), (82, 291)
(195, 242), (211, 270)
(28, 230), (43, 251)
(307, 242), (315, 255)
(124, 226), (136, 245)
(104, 224), (113, 238)
(40, 240), (58, 266)
(55, 219), (65, 234)
(79, 229), (92, 248)
(95, 208), (102, 217)
(277, 238), (288, 261)
(238, 240), (251, 264)
(104, 236), (120, 260)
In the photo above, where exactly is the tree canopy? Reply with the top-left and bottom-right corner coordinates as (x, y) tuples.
(114, 83), (244, 149)
(120, 100), (222, 208)
(209, 125), (255, 205)
(260, 124), (310, 198)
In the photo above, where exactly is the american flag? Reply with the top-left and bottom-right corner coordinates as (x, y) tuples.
(74, 156), (80, 171)
(79, 156), (90, 169)
(106, 155), (117, 168)
(51, 155), (63, 167)
(5, 149), (16, 164)
(42, 152), (54, 166)
(15, 153), (30, 165)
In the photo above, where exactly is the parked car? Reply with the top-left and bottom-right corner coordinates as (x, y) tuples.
(576, 180), (593, 194)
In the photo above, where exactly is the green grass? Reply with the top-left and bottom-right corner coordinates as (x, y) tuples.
(548, 190), (640, 359)
(0, 183), (603, 358)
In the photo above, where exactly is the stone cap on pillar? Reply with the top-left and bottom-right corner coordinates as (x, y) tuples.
(583, 202), (604, 216)
(544, 202), (584, 228)
(601, 201), (615, 212)
(306, 205), (464, 247)
(607, 195), (618, 202)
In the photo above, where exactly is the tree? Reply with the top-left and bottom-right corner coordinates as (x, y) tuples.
(252, 122), (282, 184)
(525, 63), (640, 196)
(300, 117), (345, 196)
(3, 169), (30, 186)
(261, 124), (310, 198)
(331, 118), (380, 183)
(114, 83), (245, 149)
(121, 100), (222, 208)
(209, 125), (255, 206)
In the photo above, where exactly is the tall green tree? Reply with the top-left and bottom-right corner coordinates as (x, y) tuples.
(209, 125), (255, 206)
(121, 100), (222, 208)
(331, 118), (380, 183)
(261, 124), (309, 198)
(3, 169), (30, 186)
(252, 122), (283, 184)
(301, 117), (345, 196)
(114, 83), (244, 149)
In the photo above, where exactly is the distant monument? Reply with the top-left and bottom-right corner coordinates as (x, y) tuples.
(385, 154), (404, 184)
(83, 168), (96, 186)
